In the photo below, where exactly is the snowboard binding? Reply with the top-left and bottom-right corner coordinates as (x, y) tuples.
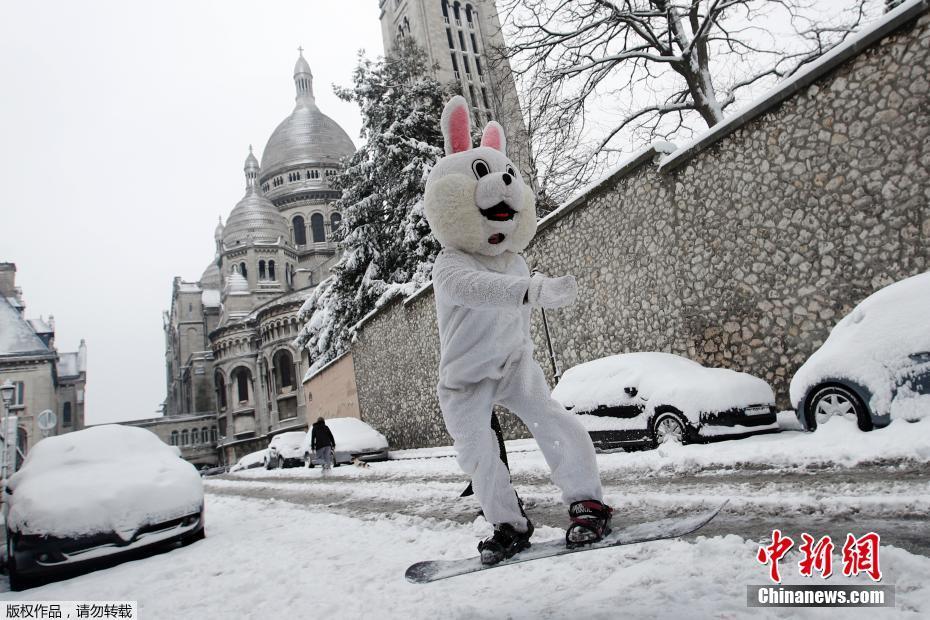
(566, 500), (613, 548)
(478, 520), (535, 565)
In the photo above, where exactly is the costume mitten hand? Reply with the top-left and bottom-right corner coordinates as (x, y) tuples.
(527, 274), (577, 308)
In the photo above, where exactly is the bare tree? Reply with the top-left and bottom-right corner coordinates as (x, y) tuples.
(499, 0), (875, 198)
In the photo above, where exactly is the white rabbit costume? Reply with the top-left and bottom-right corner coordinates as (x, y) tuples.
(425, 96), (603, 533)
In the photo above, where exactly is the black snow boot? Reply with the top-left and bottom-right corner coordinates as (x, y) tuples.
(566, 500), (613, 548)
(478, 520), (534, 565)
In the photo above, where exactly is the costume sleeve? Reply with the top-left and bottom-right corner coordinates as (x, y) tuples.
(432, 249), (529, 309)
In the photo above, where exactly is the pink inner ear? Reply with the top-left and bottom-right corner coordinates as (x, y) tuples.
(481, 125), (502, 151)
(448, 106), (471, 154)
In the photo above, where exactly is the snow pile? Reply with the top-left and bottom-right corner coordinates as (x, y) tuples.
(789, 271), (930, 416)
(553, 352), (775, 424)
(582, 416), (930, 476)
(6, 425), (203, 537)
(228, 449), (267, 472)
(889, 389), (930, 422)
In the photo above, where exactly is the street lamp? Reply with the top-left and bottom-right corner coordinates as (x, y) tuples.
(1, 379), (15, 499)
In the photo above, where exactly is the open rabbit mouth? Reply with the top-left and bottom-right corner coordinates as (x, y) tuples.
(479, 202), (516, 221)
(488, 233), (506, 245)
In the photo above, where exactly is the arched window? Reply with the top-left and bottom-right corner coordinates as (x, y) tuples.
(232, 367), (251, 403)
(442, 0), (449, 19)
(311, 213), (326, 242)
(239, 262), (248, 279)
(181, 429), (189, 446)
(466, 4), (473, 22)
(171, 431), (179, 446)
(211, 427), (218, 443)
(293, 215), (307, 245)
(191, 428), (200, 444)
(62, 402), (72, 427)
(269, 260), (276, 281)
(259, 260), (266, 280)
(215, 373), (227, 410)
(273, 349), (294, 392)
(202, 427), (209, 444)
(453, 1), (461, 21)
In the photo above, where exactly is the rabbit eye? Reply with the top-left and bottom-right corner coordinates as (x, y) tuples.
(472, 160), (490, 179)
(506, 166), (516, 178)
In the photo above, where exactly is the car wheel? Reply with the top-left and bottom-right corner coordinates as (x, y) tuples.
(805, 384), (873, 432)
(6, 538), (31, 592)
(653, 413), (687, 446)
(304, 453), (313, 468)
(264, 457), (272, 470)
(277, 456), (285, 469)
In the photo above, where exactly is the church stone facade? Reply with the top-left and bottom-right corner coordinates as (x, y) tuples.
(378, 0), (532, 174)
(163, 52), (355, 465)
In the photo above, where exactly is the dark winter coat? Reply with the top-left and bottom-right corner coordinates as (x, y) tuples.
(310, 421), (336, 451)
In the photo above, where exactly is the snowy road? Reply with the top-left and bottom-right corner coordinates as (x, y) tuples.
(206, 461), (930, 558)
(2, 418), (929, 618)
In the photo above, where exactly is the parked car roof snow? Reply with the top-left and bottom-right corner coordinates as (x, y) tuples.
(553, 352), (774, 421)
(6, 425), (204, 539)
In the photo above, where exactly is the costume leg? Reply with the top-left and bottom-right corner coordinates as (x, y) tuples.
(439, 380), (527, 530)
(498, 354), (603, 505)
(460, 411), (509, 498)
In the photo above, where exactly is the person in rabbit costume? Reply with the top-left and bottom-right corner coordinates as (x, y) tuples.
(424, 96), (612, 565)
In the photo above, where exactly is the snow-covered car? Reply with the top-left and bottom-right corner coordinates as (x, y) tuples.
(552, 352), (778, 450)
(228, 449), (268, 473)
(790, 271), (930, 432)
(266, 431), (307, 469)
(300, 418), (389, 467)
(4, 425), (204, 590)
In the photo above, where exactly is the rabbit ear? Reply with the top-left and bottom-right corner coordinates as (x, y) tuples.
(480, 121), (506, 154)
(441, 96), (472, 155)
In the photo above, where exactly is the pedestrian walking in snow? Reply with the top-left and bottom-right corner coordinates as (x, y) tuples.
(311, 417), (336, 473)
(422, 96), (612, 566)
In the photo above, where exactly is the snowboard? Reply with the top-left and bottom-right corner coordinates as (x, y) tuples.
(405, 500), (728, 584)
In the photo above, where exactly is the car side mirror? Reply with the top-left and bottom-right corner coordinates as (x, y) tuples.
(624, 387), (638, 398)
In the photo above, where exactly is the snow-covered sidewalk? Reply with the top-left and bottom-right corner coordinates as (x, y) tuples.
(1, 493), (927, 618)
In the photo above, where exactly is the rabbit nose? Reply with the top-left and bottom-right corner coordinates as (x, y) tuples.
(502, 173), (512, 186)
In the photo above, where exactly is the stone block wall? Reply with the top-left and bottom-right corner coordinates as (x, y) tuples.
(352, 10), (930, 449)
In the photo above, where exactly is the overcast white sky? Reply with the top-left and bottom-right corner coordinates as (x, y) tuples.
(0, 1), (385, 424)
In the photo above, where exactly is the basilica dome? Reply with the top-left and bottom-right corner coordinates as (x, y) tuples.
(222, 149), (290, 247)
(259, 52), (355, 178)
(200, 260), (222, 289)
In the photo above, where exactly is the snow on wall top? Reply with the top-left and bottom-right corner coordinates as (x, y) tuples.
(0, 296), (50, 357)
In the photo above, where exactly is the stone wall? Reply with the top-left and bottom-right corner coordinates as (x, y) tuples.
(352, 8), (930, 450)
(303, 352), (362, 423)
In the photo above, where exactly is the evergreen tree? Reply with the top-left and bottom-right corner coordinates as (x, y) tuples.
(295, 39), (449, 371)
